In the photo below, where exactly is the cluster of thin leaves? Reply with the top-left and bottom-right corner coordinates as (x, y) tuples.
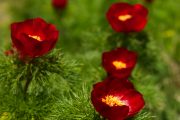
(0, 0), (179, 119)
(0, 49), (81, 120)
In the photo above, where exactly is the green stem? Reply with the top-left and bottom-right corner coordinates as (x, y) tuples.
(24, 64), (32, 97)
(24, 77), (32, 95)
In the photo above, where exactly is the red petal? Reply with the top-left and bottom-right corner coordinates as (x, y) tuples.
(106, 2), (148, 32)
(11, 18), (59, 59)
(121, 89), (145, 116)
(102, 48), (137, 79)
(134, 4), (148, 17)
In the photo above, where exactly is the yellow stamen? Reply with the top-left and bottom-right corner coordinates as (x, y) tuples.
(102, 95), (124, 107)
(112, 61), (127, 70)
(118, 14), (132, 21)
(28, 35), (41, 41)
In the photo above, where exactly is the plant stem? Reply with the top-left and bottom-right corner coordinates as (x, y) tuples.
(24, 64), (32, 97)
(24, 77), (32, 95)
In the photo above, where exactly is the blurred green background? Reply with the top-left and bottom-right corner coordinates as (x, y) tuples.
(0, 0), (179, 119)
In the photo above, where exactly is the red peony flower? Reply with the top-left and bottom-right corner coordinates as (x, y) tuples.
(91, 77), (145, 120)
(52, 0), (68, 10)
(106, 2), (148, 33)
(102, 48), (137, 79)
(11, 18), (59, 59)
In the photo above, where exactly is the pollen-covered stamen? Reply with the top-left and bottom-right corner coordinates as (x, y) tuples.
(28, 35), (42, 41)
(118, 14), (132, 21)
(112, 61), (127, 70)
(102, 95), (125, 107)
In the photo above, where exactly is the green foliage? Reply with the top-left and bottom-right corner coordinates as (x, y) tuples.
(130, 109), (154, 120)
(0, 49), (81, 120)
(0, 0), (179, 119)
(46, 85), (100, 120)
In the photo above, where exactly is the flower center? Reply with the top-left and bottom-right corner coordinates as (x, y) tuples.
(118, 14), (132, 21)
(112, 61), (127, 70)
(28, 35), (42, 41)
(102, 95), (124, 107)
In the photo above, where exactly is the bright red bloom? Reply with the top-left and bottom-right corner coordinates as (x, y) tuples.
(102, 48), (137, 79)
(106, 2), (148, 33)
(11, 18), (59, 59)
(52, 0), (68, 9)
(91, 77), (145, 120)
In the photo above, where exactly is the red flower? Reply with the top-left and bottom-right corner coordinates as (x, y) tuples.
(52, 0), (68, 10)
(102, 48), (137, 79)
(91, 77), (145, 120)
(106, 2), (148, 33)
(11, 18), (59, 59)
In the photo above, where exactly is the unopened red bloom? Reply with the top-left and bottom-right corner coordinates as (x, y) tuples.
(52, 0), (68, 9)
(4, 49), (14, 56)
(102, 48), (137, 79)
(91, 77), (145, 120)
(11, 18), (59, 59)
(106, 2), (148, 33)
(144, 0), (154, 3)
